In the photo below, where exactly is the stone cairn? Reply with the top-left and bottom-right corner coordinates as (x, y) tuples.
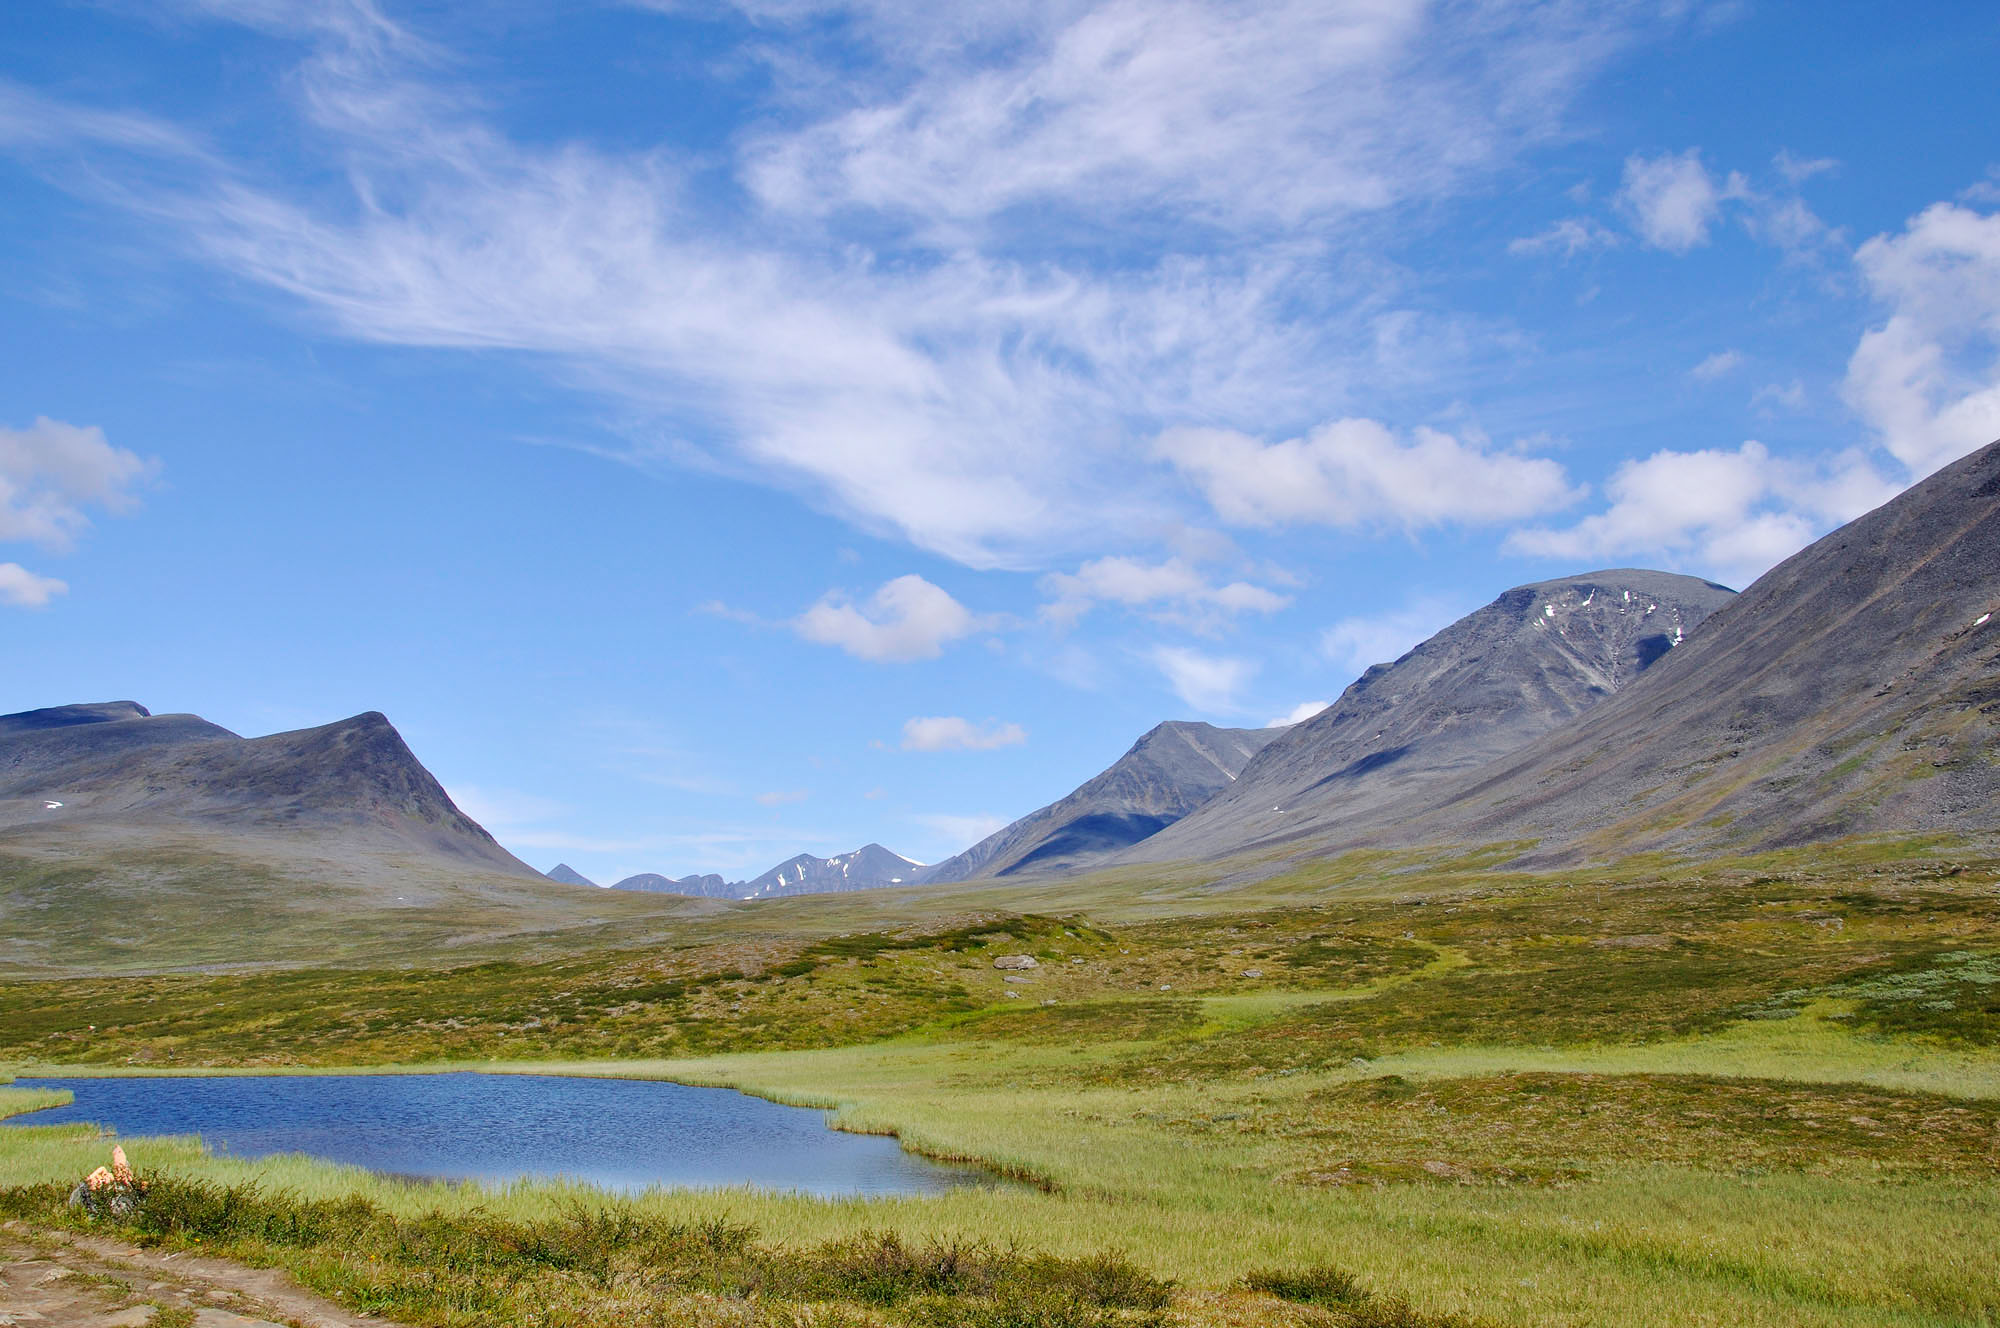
(67, 1144), (145, 1218)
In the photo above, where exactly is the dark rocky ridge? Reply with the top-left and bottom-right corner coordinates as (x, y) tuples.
(922, 721), (1283, 883)
(1122, 570), (1736, 866)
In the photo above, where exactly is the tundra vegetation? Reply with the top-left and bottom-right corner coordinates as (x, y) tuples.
(2, 838), (1998, 1326)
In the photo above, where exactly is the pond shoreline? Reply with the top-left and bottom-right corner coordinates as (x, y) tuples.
(3, 1068), (1001, 1198)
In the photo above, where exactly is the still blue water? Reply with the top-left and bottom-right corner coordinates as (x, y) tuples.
(7, 1073), (986, 1197)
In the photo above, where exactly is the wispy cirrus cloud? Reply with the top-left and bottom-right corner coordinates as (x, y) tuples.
(1509, 216), (1620, 258)
(1690, 349), (1744, 380)
(0, 0), (1670, 570)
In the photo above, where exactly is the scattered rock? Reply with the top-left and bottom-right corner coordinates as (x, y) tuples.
(1592, 934), (1673, 950)
(992, 955), (1038, 970)
(1002, 975), (1030, 984)
(103, 1308), (160, 1326)
(1240, 968), (1263, 978)
(195, 1311), (288, 1328)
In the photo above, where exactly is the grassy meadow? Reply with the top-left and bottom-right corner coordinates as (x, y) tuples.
(3, 840), (1998, 1326)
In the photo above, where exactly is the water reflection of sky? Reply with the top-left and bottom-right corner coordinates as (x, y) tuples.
(9, 1073), (988, 1197)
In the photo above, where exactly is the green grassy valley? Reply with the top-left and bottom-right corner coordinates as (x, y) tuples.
(5, 840), (1997, 1326)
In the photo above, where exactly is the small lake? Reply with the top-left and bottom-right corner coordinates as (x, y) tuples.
(7, 1073), (988, 1198)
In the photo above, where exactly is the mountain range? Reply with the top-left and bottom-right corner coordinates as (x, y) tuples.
(6, 437), (1996, 965)
(588, 844), (924, 900)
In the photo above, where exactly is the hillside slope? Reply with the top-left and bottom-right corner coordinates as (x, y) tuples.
(0, 704), (533, 875)
(1404, 439), (2000, 857)
(0, 702), (688, 974)
(1123, 570), (1735, 865)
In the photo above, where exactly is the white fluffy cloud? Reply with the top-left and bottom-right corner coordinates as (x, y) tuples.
(900, 716), (1028, 752)
(1845, 202), (2000, 477)
(1617, 149), (1733, 252)
(1151, 645), (1255, 713)
(1265, 700), (1328, 728)
(0, 562), (67, 608)
(0, 417), (154, 549)
(795, 574), (981, 661)
(1156, 419), (1577, 530)
(1039, 554), (1288, 631)
(1505, 441), (1899, 587)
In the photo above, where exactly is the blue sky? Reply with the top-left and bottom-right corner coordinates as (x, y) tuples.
(3, 0), (1997, 884)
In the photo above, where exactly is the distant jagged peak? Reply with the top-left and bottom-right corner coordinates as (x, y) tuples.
(545, 862), (597, 888)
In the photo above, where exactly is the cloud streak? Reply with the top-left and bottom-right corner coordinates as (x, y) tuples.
(1156, 419), (1577, 530)
(0, 0), (1663, 569)
(0, 562), (66, 608)
(901, 716), (1028, 751)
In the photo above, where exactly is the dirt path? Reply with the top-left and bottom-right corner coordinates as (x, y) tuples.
(0, 1221), (401, 1328)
